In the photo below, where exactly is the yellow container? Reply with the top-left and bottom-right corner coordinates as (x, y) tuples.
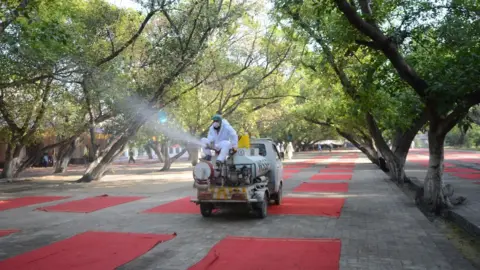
(238, 135), (250, 149)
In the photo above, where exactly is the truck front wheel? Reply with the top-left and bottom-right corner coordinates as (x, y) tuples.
(200, 203), (213, 217)
(255, 193), (268, 219)
(274, 184), (282, 205)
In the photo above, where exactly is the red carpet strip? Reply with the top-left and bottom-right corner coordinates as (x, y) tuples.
(188, 236), (341, 270)
(269, 197), (344, 217)
(0, 229), (20, 237)
(0, 196), (69, 211)
(293, 183), (349, 193)
(320, 168), (354, 173)
(310, 174), (352, 181)
(143, 197), (198, 214)
(283, 169), (301, 174)
(145, 197), (344, 217)
(284, 164), (311, 169)
(37, 195), (145, 213)
(0, 231), (176, 270)
(450, 173), (480, 180)
(444, 168), (480, 173)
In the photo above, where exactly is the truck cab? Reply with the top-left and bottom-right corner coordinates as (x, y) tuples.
(250, 138), (284, 195)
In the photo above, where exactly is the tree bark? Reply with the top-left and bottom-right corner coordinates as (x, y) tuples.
(77, 118), (146, 182)
(77, 134), (129, 182)
(337, 129), (379, 165)
(160, 146), (187, 171)
(148, 141), (165, 162)
(423, 129), (450, 213)
(1, 144), (24, 179)
(186, 145), (200, 166)
(144, 144), (153, 159)
(54, 137), (79, 173)
(365, 112), (427, 184)
(160, 142), (171, 171)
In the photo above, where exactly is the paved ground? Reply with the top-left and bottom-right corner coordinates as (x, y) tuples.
(0, 151), (477, 269)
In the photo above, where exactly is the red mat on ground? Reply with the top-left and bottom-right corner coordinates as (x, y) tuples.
(0, 196), (69, 211)
(283, 174), (293, 180)
(327, 163), (355, 166)
(0, 231), (175, 270)
(269, 197), (344, 217)
(326, 164), (355, 168)
(144, 197), (198, 214)
(284, 164), (311, 168)
(293, 183), (349, 193)
(283, 169), (301, 173)
(451, 173), (480, 180)
(310, 174), (352, 181)
(36, 195), (145, 213)
(188, 236), (341, 270)
(445, 168), (480, 173)
(0, 229), (20, 237)
(320, 168), (354, 173)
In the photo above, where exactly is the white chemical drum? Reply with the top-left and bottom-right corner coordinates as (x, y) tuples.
(193, 161), (214, 181)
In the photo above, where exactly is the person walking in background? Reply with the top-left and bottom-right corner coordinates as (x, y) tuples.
(286, 142), (294, 160)
(42, 152), (49, 167)
(128, 150), (136, 164)
(279, 142), (285, 160)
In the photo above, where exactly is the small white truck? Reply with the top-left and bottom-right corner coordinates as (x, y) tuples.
(191, 138), (284, 218)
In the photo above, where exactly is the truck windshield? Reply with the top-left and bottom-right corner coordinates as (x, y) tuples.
(250, 143), (267, 156)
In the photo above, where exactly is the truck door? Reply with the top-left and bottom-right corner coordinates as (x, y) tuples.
(271, 144), (282, 191)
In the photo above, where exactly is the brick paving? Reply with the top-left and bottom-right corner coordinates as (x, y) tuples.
(0, 151), (476, 269)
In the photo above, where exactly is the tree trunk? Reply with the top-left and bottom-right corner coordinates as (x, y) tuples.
(336, 129), (379, 165)
(77, 118), (146, 182)
(88, 127), (98, 161)
(160, 145), (187, 171)
(1, 144), (23, 179)
(160, 142), (171, 171)
(423, 129), (450, 213)
(187, 145), (200, 166)
(13, 145), (44, 178)
(148, 142), (164, 162)
(77, 134), (129, 182)
(365, 113), (419, 184)
(144, 145), (153, 159)
(54, 137), (79, 173)
(458, 129), (466, 146)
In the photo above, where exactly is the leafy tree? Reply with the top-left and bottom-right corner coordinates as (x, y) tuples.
(0, 0), (149, 178)
(275, 0), (426, 183)
(327, 0), (479, 211)
(77, 0), (248, 182)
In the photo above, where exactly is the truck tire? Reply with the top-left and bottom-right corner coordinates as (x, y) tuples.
(274, 184), (282, 205)
(256, 192), (268, 219)
(200, 203), (213, 217)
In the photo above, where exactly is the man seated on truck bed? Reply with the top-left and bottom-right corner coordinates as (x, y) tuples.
(200, 114), (238, 166)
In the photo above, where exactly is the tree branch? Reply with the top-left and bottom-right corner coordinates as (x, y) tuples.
(333, 0), (429, 98)
(440, 90), (480, 134)
(25, 78), (53, 139)
(95, 9), (158, 67)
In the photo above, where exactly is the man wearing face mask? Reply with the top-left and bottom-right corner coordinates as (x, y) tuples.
(200, 114), (238, 165)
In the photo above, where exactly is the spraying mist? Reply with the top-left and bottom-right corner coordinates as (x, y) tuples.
(116, 95), (204, 147)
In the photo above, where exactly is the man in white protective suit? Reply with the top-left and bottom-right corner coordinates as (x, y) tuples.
(200, 114), (238, 165)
